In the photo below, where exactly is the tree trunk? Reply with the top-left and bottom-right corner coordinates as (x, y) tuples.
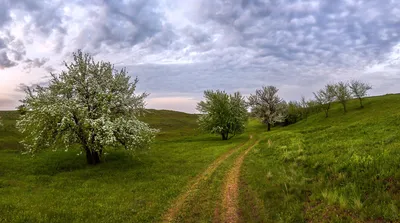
(221, 132), (228, 140)
(359, 98), (363, 108)
(325, 103), (330, 118)
(343, 102), (347, 113)
(86, 149), (101, 165)
(267, 123), (271, 131)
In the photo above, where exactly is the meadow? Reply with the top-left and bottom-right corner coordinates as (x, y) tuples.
(0, 110), (250, 222)
(0, 95), (400, 222)
(241, 94), (400, 222)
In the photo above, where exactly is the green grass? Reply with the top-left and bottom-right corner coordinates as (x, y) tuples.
(174, 135), (258, 223)
(240, 94), (400, 222)
(0, 110), (247, 222)
(172, 120), (264, 223)
(2, 94), (400, 222)
(174, 141), (242, 223)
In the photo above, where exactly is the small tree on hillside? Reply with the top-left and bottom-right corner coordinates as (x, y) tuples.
(197, 90), (248, 140)
(248, 86), (285, 131)
(17, 50), (159, 165)
(333, 81), (352, 113)
(300, 96), (310, 120)
(313, 84), (335, 118)
(349, 80), (372, 108)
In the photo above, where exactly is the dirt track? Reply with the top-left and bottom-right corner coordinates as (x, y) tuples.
(219, 139), (260, 223)
(162, 137), (251, 223)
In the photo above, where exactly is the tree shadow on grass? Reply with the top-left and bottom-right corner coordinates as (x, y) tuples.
(32, 150), (146, 176)
(178, 134), (248, 143)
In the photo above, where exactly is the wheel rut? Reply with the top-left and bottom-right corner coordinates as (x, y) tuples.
(162, 136), (252, 223)
(217, 138), (260, 223)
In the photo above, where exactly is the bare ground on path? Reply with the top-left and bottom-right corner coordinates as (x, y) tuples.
(162, 136), (252, 223)
(217, 138), (260, 223)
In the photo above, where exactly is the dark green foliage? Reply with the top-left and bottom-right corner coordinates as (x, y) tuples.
(286, 101), (302, 124)
(197, 90), (248, 140)
(285, 98), (320, 125)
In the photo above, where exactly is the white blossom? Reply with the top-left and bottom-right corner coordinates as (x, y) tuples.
(248, 86), (286, 131)
(17, 50), (158, 164)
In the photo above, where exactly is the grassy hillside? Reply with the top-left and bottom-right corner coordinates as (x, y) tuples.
(141, 109), (199, 140)
(0, 109), (248, 222)
(2, 95), (400, 222)
(240, 94), (400, 222)
(0, 111), (23, 150)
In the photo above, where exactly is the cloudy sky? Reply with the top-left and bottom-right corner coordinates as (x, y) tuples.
(1, 0), (400, 113)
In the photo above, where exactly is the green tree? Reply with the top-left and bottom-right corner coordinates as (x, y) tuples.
(313, 84), (335, 117)
(300, 96), (309, 120)
(333, 81), (352, 113)
(248, 86), (286, 131)
(349, 80), (372, 108)
(17, 50), (158, 165)
(197, 90), (248, 140)
(307, 99), (320, 114)
(287, 101), (302, 124)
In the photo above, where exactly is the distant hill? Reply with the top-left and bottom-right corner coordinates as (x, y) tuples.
(140, 109), (199, 140)
(0, 111), (22, 150)
(0, 109), (200, 150)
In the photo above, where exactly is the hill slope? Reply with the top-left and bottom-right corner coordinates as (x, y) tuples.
(141, 109), (199, 140)
(0, 109), (250, 222)
(0, 109), (199, 150)
(2, 96), (400, 222)
(240, 94), (400, 222)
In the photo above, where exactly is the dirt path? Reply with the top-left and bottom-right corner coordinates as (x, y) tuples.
(162, 136), (252, 223)
(218, 139), (260, 223)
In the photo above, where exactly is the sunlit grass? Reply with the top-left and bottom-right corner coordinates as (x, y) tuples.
(0, 110), (246, 222)
(2, 94), (400, 222)
(240, 94), (400, 222)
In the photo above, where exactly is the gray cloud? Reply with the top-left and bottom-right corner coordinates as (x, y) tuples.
(15, 80), (50, 93)
(11, 0), (65, 35)
(23, 57), (49, 70)
(44, 66), (56, 73)
(2, 0), (400, 112)
(0, 25), (26, 69)
(0, 51), (17, 69)
(68, 0), (168, 55)
(0, 1), (12, 28)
